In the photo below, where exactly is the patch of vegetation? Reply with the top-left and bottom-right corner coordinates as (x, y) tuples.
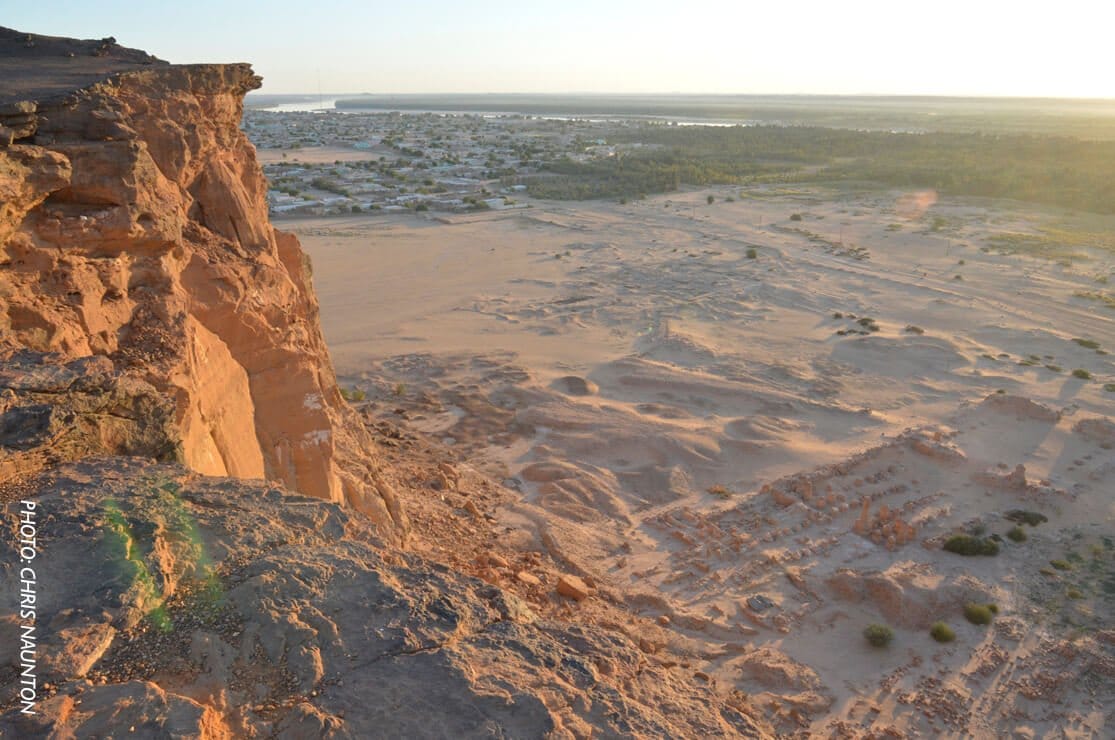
(1104, 383), (1115, 393)
(964, 603), (995, 625)
(1045, 364), (1063, 373)
(1050, 559), (1073, 571)
(340, 386), (367, 402)
(863, 623), (894, 648)
(393, 382), (407, 397)
(1067, 588), (1085, 600)
(1075, 290), (1115, 309)
(930, 622), (956, 643)
(1073, 338), (1101, 349)
(528, 125), (1115, 212)
(1005, 510), (1047, 527)
(904, 325), (925, 334)
(1071, 369), (1093, 380)
(943, 534), (1000, 556)
(746, 247), (758, 259)
(790, 213), (803, 222)
(832, 312), (844, 319)
(1007, 526), (1028, 543)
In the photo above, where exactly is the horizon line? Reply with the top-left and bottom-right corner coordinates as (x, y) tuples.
(247, 91), (1115, 103)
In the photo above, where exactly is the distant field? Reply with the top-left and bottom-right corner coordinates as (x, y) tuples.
(525, 124), (1115, 213)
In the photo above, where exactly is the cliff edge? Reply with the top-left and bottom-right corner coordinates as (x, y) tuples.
(0, 28), (406, 537)
(0, 29), (774, 737)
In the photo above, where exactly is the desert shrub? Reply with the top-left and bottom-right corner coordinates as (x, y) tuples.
(863, 623), (894, 648)
(1072, 338), (1101, 349)
(986, 603), (999, 614)
(904, 325), (925, 334)
(833, 312), (844, 319)
(746, 248), (758, 259)
(707, 195), (715, 204)
(930, 622), (956, 642)
(707, 484), (732, 498)
(340, 386), (366, 402)
(1072, 368), (1092, 379)
(1050, 559), (1072, 571)
(943, 534), (1000, 556)
(790, 213), (803, 221)
(1067, 588), (1084, 600)
(1105, 384), (1115, 393)
(964, 603), (994, 625)
(1005, 510), (1047, 527)
(1007, 526), (1028, 543)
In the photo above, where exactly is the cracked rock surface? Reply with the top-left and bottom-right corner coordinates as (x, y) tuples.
(0, 459), (770, 738)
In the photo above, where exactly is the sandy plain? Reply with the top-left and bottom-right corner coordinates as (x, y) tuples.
(291, 184), (1115, 737)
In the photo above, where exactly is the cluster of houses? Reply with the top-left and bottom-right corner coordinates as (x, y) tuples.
(242, 109), (617, 216)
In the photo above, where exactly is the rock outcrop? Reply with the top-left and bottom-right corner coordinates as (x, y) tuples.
(0, 460), (770, 738)
(0, 29), (774, 737)
(0, 28), (405, 537)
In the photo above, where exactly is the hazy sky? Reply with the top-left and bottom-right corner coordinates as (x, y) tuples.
(6, 1), (1112, 97)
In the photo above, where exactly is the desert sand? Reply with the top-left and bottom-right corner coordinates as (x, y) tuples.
(293, 185), (1115, 736)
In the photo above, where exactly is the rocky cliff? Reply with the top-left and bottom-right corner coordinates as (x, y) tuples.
(0, 30), (771, 737)
(0, 28), (406, 537)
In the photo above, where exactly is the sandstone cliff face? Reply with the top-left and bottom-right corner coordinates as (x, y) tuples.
(0, 32), (406, 537)
(0, 31), (778, 738)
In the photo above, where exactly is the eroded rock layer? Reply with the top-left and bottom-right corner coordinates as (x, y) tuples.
(0, 29), (405, 537)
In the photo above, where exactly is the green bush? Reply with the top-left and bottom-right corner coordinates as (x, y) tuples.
(1004, 510), (1047, 527)
(964, 603), (994, 625)
(943, 534), (1000, 556)
(863, 624), (894, 648)
(1050, 559), (1072, 571)
(746, 248), (758, 259)
(339, 386), (366, 402)
(1006, 526), (1028, 543)
(930, 622), (956, 642)
(1072, 368), (1092, 379)
(790, 213), (803, 221)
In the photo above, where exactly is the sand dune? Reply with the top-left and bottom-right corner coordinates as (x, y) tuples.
(296, 185), (1115, 736)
